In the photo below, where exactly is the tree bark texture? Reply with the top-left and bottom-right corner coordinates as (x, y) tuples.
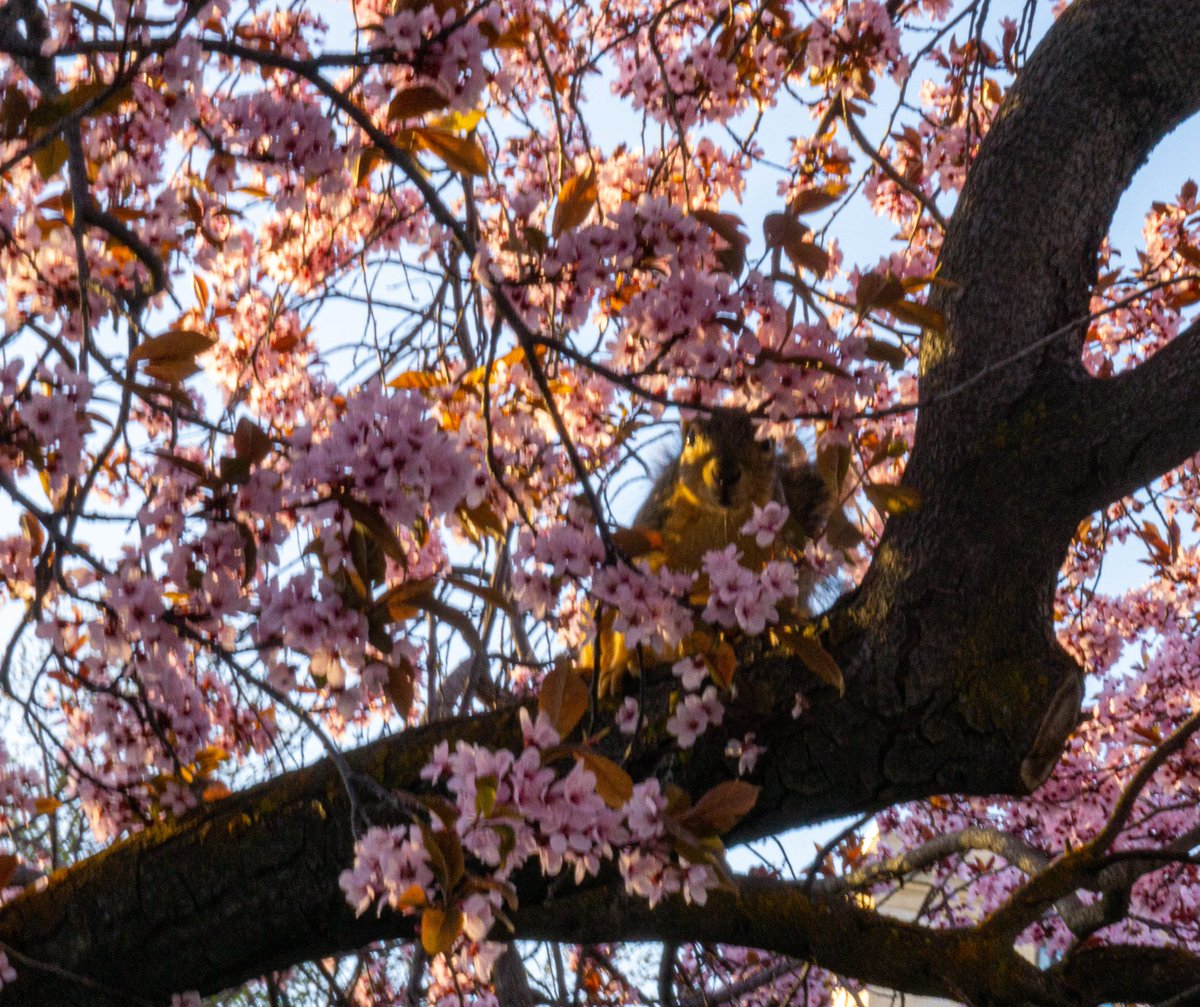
(4, 0), (1200, 1003)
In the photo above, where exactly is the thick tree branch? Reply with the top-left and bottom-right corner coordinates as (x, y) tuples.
(517, 875), (1200, 1007)
(1055, 945), (1200, 1007)
(1070, 317), (1200, 515)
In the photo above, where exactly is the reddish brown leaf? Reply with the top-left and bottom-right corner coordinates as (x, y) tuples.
(33, 797), (61, 817)
(855, 271), (905, 317)
(785, 240), (830, 276)
(676, 780), (760, 837)
(233, 418), (272, 464)
(32, 138), (69, 180)
(787, 185), (845, 215)
(386, 657), (415, 718)
(388, 85), (450, 121)
(0, 855), (19, 888)
(762, 212), (809, 249)
(611, 526), (664, 558)
(709, 641), (736, 690)
(785, 634), (845, 693)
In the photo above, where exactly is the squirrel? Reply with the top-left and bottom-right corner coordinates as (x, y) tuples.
(592, 407), (831, 697)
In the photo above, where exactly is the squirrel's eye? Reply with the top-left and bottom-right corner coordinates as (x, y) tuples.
(684, 426), (697, 448)
(759, 440), (773, 453)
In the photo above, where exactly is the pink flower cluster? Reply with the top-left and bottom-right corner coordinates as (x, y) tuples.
(620, 778), (718, 907)
(343, 710), (721, 950)
(701, 546), (800, 635)
(665, 687), (725, 749)
(591, 562), (696, 653)
(288, 382), (471, 530)
(338, 823), (436, 917)
(12, 363), (93, 492)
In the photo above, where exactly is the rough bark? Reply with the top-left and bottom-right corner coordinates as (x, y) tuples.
(4, 0), (1200, 1003)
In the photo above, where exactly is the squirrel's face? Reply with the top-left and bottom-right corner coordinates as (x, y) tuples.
(679, 409), (776, 511)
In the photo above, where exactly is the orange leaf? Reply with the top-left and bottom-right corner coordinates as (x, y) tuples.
(129, 329), (215, 364)
(388, 367), (448, 390)
(864, 482), (922, 516)
(33, 796), (61, 816)
(202, 781), (232, 802)
(539, 664), (590, 738)
(414, 128), (488, 177)
(421, 906), (464, 955)
(577, 751), (633, 809)
(143, 358), (203, 384)
(483, 15), (530, 49)
(353, 146), (386, 187)
(19, 511), (44, 554)
(192, 273), (209, 311)
(459, 342), (540, 387)
(396, 883), (428, 909)
(888, 298), (944, 333)
(552, 168), (599, 238)
(1131, 723), (1163, 747)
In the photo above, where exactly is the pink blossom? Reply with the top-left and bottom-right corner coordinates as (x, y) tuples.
(519, 708), (560, 749)
(725, 733), (765, 776)
(741, 501), (790, 547)
(665, 687), (724, 749)
(615, 697), (640, 735)
(673, 655), (709, 691)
